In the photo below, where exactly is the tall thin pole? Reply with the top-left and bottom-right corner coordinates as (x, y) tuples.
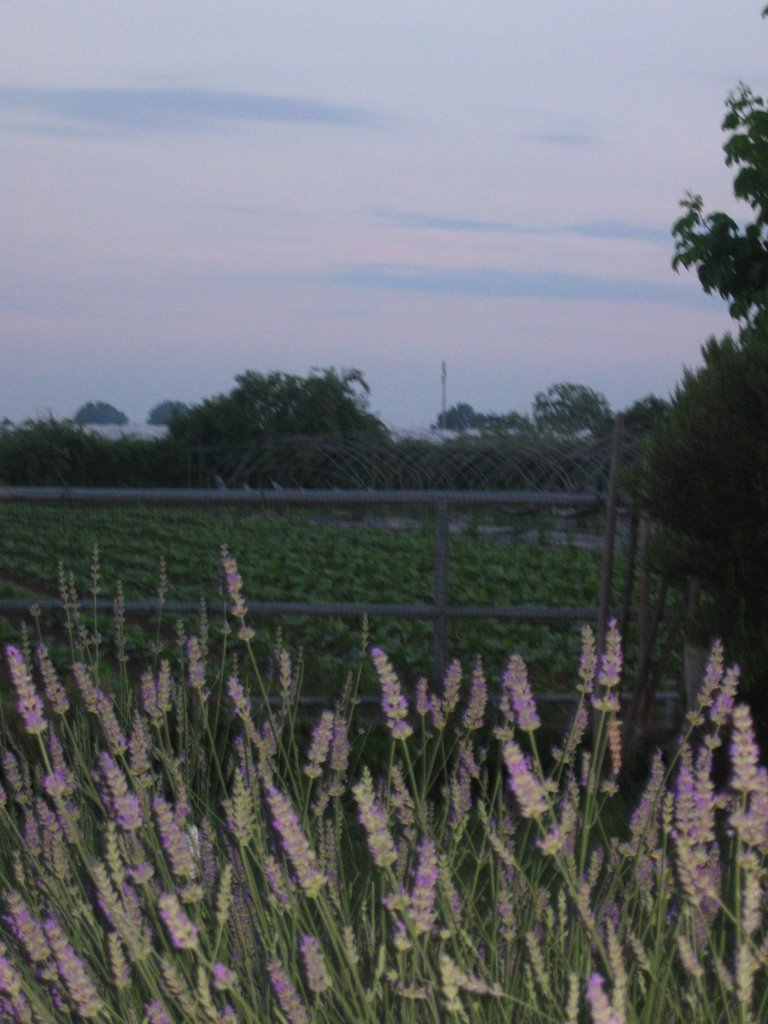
(440, 361), (447, 429)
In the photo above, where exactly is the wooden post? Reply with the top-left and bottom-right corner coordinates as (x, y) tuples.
(619, 504), (640, 660)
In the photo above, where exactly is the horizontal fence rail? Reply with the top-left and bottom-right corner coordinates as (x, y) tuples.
(0, 486), (604, 507)
(0, 486), (617, 680)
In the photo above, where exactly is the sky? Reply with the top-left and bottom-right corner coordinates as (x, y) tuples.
(2, 2), (766, 432)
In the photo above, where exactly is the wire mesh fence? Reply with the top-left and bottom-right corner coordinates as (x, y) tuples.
(183, 430), (643, 492)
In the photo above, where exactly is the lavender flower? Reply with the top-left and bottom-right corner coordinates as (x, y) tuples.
(212, 962), (237, 991)
(145, 1000), (172, 1024)
(408, 837), (439, 934)
(442, 659), (462, 715)
(592, 620), (622, 713)
(267, 785), (327, 897)
(44, 916), (103, 1018)
(0, 956), (23, 999)
(4, 891), (50, 964)
(262, 853), (291, 908)
(730, 703), (762, 794)
(462, 660), (487, 731)
(371, 647), (413, 740)
(428, 693), (447, 731)
(221, 549), (255, 639)
(156, 660), (173, 715)
(1, 750), (28, 806)
(158, 892), (199, 951)
(153, 795), (198, 879)
(186, 635), (209, 703)
(299, 934), (331, 993)
(577, 624), (597, 694)
(673, 748), (718, 905)
(227, 675), (259, 746)
(698, 639), (724, 708)
(268, 957), (310, 1024)
(304, 710), (334, 779)
(36, 642), (69, 714)
(95, 689), (128, 755)
(222, 765), (255, 845)
(5, 645), (46, 735)
(99, 752), (143, 833)
(140, 669), (162, 725)
(730, 766), (768, 848)
(221, 549), (247, 617)
(108, 932), (131, 990)
(415, 677), (430, 717)
(44, 732), (76, 799)
(140, 663), (173, 725)
(710, 665), (740, 729)
(72, 662), (99, 713)
(329, 713), (350, 776)
(502, 653), (540, 731)
(353, 767), (398, 868)
(503, 740), (549, 820)
(128, 711), (154, 789)
(608, 716), (622, 778)
(585, 972), (621, 1024)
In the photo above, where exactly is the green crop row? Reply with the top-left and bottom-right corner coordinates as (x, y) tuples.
(0, 501), (626, 691)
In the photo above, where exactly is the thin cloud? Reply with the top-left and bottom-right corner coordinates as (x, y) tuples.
(370, 208), (515, 233)
(566, 221), (672, 245)
(324, 262), (717, 307)
(523, 131), (599, 147)
(0, 86), (386, 135)
(370, 208), (671, 246)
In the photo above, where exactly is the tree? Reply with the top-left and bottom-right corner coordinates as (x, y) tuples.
(673, 84), (768, 322)
(433, 403), (531, 433)
(167, 368), (386, 449)
(620, 394), (670, 444)
(73, 401), (128, 426)
(643, 23), (768, 711)
(531, 383), (612, 437)
(479, 410), (532, 434)
(147, 400), (190, 426)
(640, 325), (768, 694)
(433, 403), (480, 432)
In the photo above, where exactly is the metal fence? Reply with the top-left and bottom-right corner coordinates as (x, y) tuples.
(183, 430), (639, 491)
(0, 481), (687, 730)
(0, 485), (616, 676)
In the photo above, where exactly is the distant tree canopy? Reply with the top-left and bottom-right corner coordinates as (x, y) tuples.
(620, 394), (670, 441)
(73, 401), (128, 426)
(434, 383), (629, 439)
(433, 403), (531, 433)
(167, 368), (387, 449)
(147, 400), (190, 426)
(532, 383), (613, 438)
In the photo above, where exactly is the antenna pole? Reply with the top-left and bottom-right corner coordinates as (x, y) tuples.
(441, 361), (447, 428)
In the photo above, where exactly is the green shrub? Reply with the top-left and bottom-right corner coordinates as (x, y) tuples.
(640, 324), (768, 697)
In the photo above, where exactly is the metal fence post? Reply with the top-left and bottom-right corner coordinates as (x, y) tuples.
(433, 497), (450, 682)
(597, 414), (625, 650)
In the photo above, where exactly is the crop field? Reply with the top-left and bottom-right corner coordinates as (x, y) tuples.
(0, 500), (633, 693)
